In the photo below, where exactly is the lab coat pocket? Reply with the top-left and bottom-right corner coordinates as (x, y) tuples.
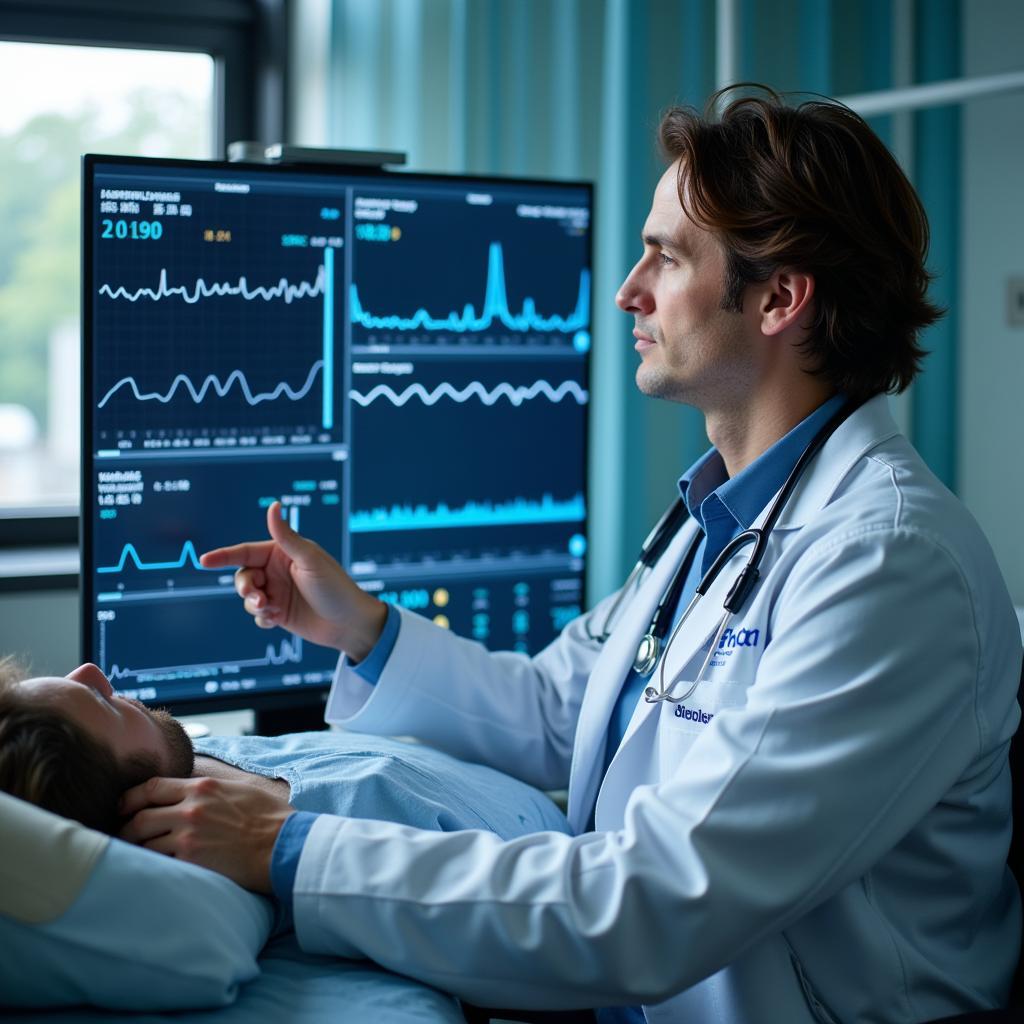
(790, 951), (842, 1024)
(655, 678), (748, 775)
(659, 677), (748, 733)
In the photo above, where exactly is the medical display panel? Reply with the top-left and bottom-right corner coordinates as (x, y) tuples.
(82, 156), (591, 711)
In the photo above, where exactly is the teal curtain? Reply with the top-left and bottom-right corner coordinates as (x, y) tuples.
(321, 0), (717, 602)
(317, 0), (960, 602)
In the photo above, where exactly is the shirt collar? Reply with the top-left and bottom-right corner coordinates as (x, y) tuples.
(678, 394), (847, 533)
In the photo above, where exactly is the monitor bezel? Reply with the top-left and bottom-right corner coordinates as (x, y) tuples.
(80, 152), (594, 717)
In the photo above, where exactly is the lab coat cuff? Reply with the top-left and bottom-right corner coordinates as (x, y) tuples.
(349, 602), (400, 685)
(292, 815), (362, 959)
(325, 607), (434, 731)
(270, 811), (319, 917)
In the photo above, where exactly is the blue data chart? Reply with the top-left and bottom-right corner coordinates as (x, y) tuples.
(84, 158), (591, 711)
(92, 456), (344, 601)
(92, 183), (342, 450)
(348, 353), (587, 568)
(349, 188), (590, 352)
(97, 594), (333, 705)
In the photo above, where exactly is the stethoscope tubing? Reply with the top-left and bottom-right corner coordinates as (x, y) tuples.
(643, 397), (863, 703)
(584, 397), (863, 702)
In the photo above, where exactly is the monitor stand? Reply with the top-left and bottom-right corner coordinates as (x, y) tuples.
(254, 701), (329, 737)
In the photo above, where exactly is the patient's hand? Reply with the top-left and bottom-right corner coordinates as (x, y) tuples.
(119, 776), (291, 894)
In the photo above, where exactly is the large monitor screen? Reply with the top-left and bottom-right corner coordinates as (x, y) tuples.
(81, 155), (591, 713)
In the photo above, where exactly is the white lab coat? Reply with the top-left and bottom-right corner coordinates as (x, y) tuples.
(301, 395), (1022, 1023)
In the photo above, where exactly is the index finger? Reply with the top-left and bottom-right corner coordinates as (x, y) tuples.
(200, 538), (276, 570)
(119, 775), (195, 817)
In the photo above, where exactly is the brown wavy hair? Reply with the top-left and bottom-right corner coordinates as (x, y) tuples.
(0, 659), (158, 834)
(659, 85), (942, 399)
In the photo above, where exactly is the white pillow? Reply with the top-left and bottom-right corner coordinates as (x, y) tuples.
(0, 791), (274, 1010)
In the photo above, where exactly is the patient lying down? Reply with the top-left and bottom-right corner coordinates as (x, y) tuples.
(0, 658), (568, 843)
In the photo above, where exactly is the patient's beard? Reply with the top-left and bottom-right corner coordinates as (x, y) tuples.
(128, 700), (195, 777)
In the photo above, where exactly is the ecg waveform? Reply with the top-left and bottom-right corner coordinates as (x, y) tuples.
(107, 635), (303, 681)
(97, 539), (219, 575)
(349, 493), (586, 533)
(349, 379), (589, 408)
(97, 361), (324, 409)
(350, 242), (589, 333)
(98, 265), (326, 304)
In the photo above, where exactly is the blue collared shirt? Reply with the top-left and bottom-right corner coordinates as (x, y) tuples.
(602, 394), (845, 771)
(350, 601), (401, 684)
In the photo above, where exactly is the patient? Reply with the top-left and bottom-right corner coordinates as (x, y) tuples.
(0, 659), (195, 833)
(0, 658), (568, 841)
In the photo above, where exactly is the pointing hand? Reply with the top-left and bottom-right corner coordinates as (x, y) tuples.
(200, 502), (387, 660)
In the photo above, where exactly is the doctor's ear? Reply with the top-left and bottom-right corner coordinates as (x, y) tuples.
(757, 270), (815, 337)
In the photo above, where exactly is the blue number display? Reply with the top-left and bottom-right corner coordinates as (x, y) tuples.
(101, 219), (164, 241)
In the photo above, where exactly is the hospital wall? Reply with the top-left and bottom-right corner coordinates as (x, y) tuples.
(959, 0), (1024, 607)
(1, 0), (1022, 682)
(292, 0), (1024, 607)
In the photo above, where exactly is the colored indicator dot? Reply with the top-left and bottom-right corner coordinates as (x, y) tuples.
(433, 614), (450, 629)
(433, 587), (450, 608)
(573, 330), (590, 353)
(513, 610), (530, 634)
(390, 226), (402, 241)
(513, 582), (530, 597)
(568, 533), (587, 558)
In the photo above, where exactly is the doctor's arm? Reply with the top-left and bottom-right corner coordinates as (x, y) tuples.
(204, 501), (614, 789)
(128, 528), (1015, 1009)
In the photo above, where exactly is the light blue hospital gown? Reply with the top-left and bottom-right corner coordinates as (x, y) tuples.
(194, 730), (571, 840)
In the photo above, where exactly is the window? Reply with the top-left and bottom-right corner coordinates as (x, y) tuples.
(0, 42), (215, 511)
(0, 0), (286, 541)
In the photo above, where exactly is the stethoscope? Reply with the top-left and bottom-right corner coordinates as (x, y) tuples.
(586, 397), (861, 706)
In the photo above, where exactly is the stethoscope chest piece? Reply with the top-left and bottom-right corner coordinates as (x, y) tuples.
(633, 633), (660, 676)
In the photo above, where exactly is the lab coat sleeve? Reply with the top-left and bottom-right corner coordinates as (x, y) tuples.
(292, 525), (1018, 1009)
(327, 592), (617, 791)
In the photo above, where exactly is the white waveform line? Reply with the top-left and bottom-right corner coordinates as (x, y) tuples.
(97, 360), (324, 409)
(107, 635), (303, 681)
(349, 379), (590, 408)
(98, 264), (325, 304)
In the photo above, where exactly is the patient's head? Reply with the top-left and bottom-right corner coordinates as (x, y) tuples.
(0, 659), (194, 833)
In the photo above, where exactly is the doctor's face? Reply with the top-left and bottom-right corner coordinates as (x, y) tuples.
(616, 162), (753, 411)
(15, 664), (193, 778)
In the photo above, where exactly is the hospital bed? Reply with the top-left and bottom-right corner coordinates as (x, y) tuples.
(5, 691), (1021, 1023)
(0, 731), (584, 1023)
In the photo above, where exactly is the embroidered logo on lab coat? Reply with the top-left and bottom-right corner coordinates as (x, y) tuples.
(709, 625), (761, 669)
(674, 703), (713, 725)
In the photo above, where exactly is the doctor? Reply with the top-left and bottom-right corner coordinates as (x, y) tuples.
(122, 88), (1022, 1022)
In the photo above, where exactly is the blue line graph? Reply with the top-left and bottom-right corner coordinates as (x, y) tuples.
(98, 266), (325, 304)
(107, 635), (303, 681)
(349, 379), (589, 408)
(349, 493), (586, 533)
(97, 539), (220, 575)
(349, 242), (589, 334)
(97, 360), (324, 409)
